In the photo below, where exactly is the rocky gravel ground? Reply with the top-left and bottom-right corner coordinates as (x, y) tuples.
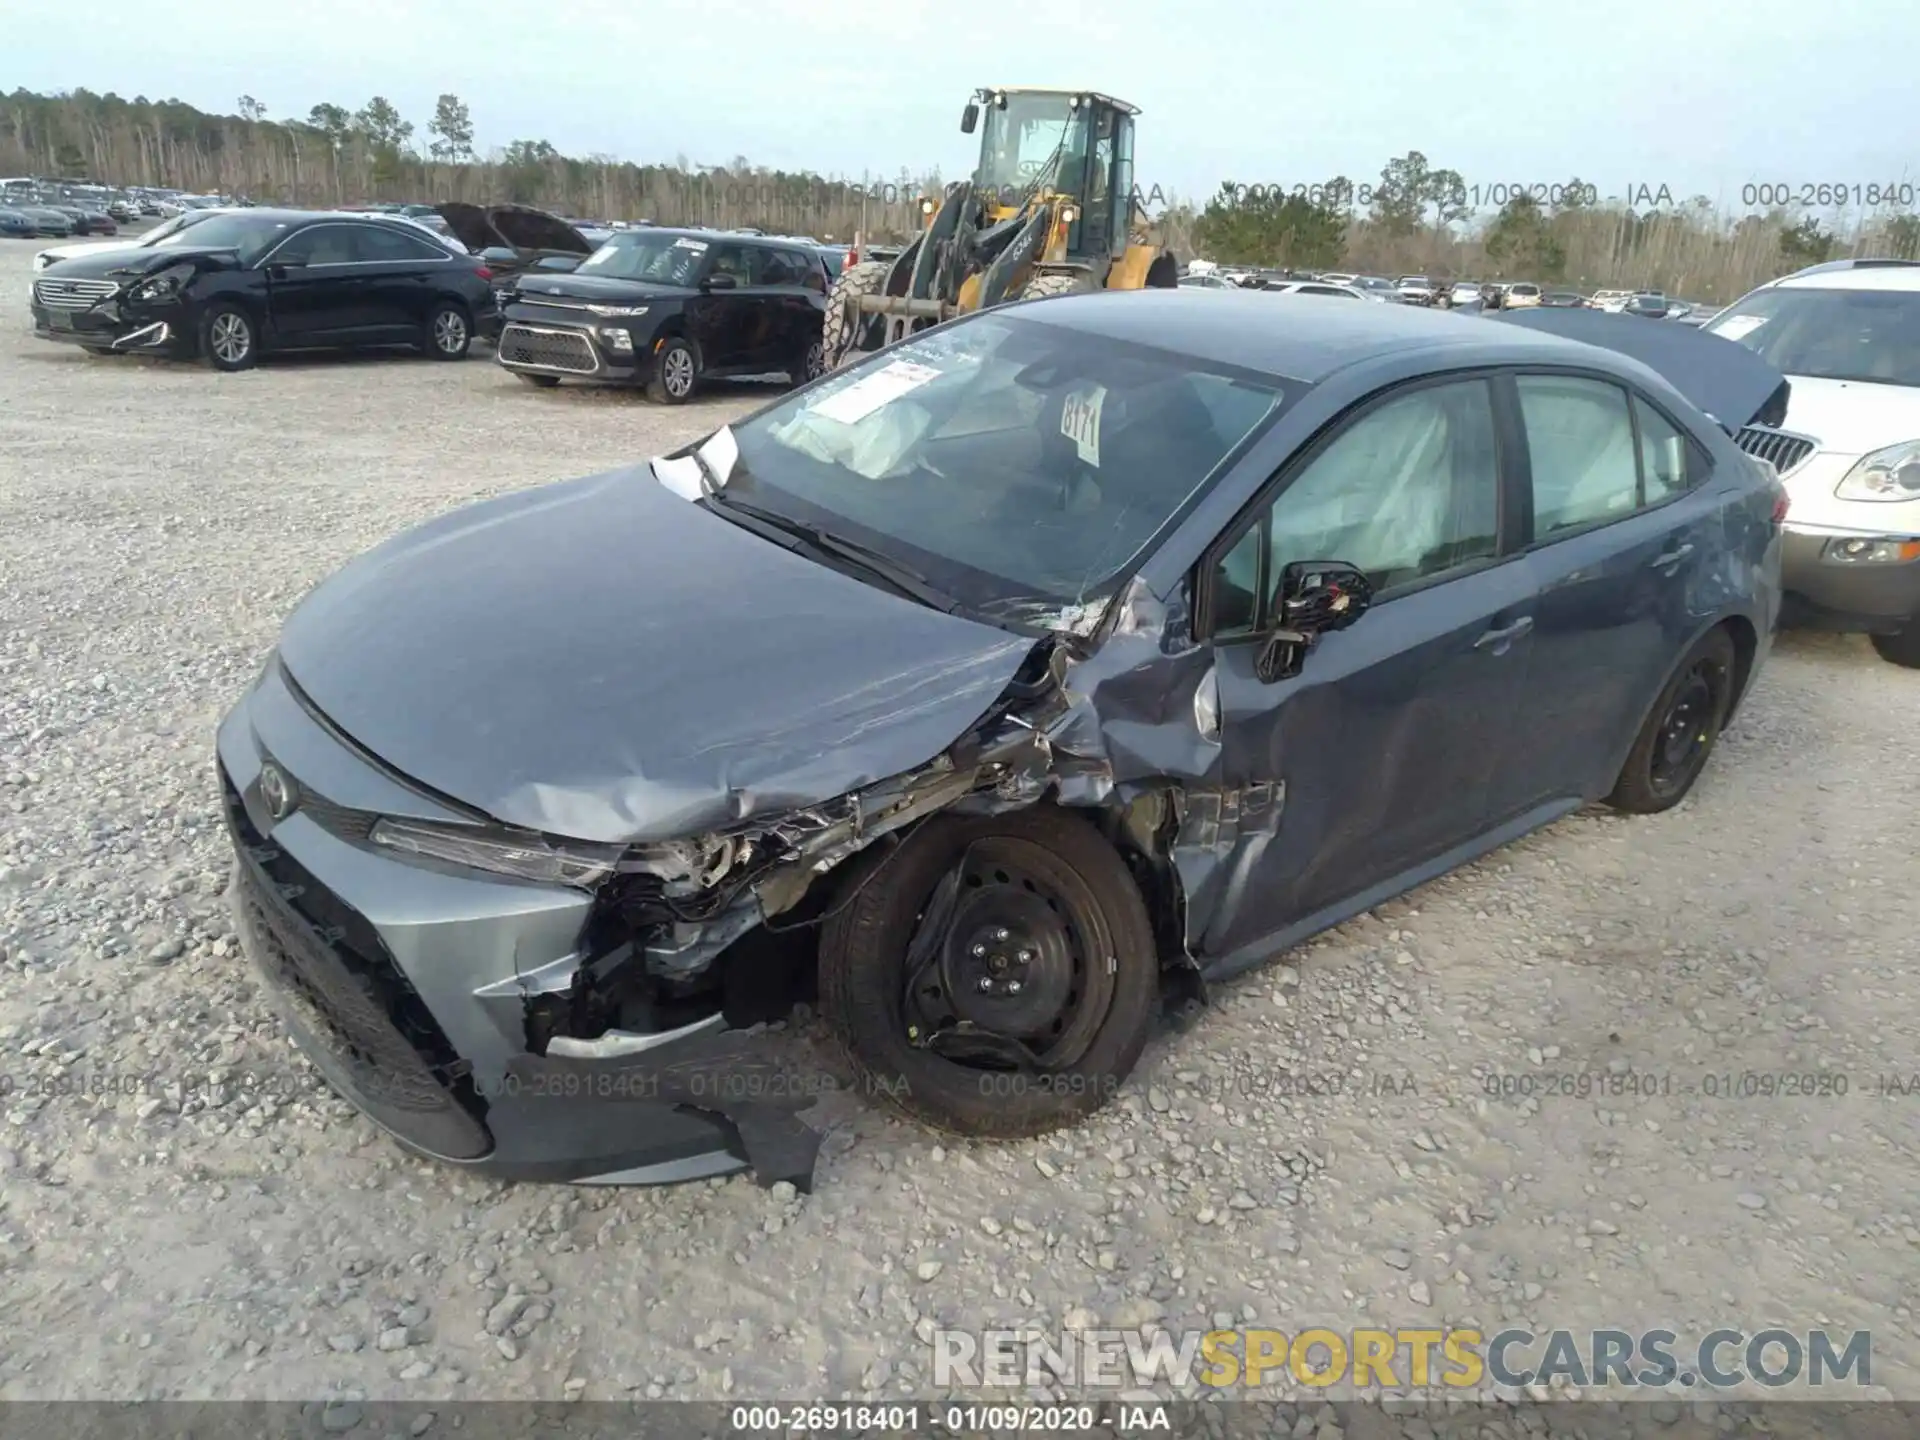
(1, 241), (1917, 1434)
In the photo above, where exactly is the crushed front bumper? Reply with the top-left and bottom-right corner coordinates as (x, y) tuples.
(1778, 523), (1920, 633)
(31, 301), (184, 353)
(215, 663), (826, 1189)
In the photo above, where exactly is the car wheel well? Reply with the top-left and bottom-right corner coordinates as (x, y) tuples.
(1717, 614), (1759, 722)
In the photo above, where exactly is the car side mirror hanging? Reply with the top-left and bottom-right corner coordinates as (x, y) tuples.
(1254, 561), (1374, 684)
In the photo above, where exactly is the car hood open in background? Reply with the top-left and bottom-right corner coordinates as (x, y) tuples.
(434, 202), (594, 257)
(1494, 306), (1790, 430)
(274, 468), (1034, 846)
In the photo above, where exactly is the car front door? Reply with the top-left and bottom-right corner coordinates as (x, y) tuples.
(1492, 373), (1724, 814)
(686, 241), (754, 371)
(261, 223), (372, 344)
(1195, 375), (1538, 964)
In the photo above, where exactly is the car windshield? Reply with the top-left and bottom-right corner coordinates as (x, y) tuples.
(147, 212), (290, 260)
(574, 232), (710, 284)
(704, 313), (1292, 622)
(1708, 286), (1920, 388)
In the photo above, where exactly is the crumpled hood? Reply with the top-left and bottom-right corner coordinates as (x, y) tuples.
(275, 467), (1034, 846)
(509, 272), (693, 305)
(42, 245), (234, 280)
(1772, 375), (1920, 456)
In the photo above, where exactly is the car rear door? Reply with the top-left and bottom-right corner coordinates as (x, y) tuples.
(1196, 374), (1539, 963)
(348, 222), (453, 340)
(1490, 372), (1725, 816)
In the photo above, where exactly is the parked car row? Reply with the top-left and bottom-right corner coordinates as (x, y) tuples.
(26, 202), (841, 401)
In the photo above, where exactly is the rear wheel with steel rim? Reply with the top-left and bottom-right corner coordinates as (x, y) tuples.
(201, 303), (257, 372)
(647, 335), (698, 404)
(425, 302), (471, 360)
(788, 335), (825, 387)
(1607, 627), (1736, 813)
(819, 808), (1160, 1139)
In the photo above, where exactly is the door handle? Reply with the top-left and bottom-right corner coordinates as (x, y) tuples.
(1651, 542), (1695, 568)
(1474, 615), (1534, 649)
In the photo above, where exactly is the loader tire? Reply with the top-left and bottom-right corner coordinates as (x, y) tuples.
(822, 260), (892, 370)
(1017, 271), (1098, 302)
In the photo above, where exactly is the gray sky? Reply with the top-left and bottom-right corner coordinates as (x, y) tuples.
(7, 0), (1915, 213)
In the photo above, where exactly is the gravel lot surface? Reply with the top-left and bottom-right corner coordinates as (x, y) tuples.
(2, 237), (1917, 1427)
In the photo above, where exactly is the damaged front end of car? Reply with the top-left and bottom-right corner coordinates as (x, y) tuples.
(397, 585), (1248, 1190)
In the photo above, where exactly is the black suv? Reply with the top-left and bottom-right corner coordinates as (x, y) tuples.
(30, 209), (499, 370)
(495, 228), (830, 402)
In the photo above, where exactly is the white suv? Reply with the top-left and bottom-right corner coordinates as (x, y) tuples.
(1706, 259), (1920, 666)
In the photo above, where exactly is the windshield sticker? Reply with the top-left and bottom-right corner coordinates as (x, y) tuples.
(808, 360), (943, 426)
(1060, 384), (1106, 466)
(673, 237), (709, 251)
(1712, 314), (1766, 341)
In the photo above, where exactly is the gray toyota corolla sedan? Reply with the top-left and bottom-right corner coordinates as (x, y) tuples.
(218, 290), (1788, 1190)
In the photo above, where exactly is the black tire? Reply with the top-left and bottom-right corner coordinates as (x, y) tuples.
(821, 259), (892, 370)
(1017, 271), (1098, 301)
(424, 301), (471, 360)
(818, 807), (1159, 1140)
(516, 373), (560, 389)
(1870, 624), (1920, 668)
(1145, 252), (1179, 288)
(787, 331), (825, 387)
(80, 346), (122, 357)
(201, 302), (258, 372)
(1606, 627), (1736, 814)
(647, 335), (698, 404)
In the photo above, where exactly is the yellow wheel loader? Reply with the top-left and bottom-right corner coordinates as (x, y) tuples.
(822, 88), (1179, 368)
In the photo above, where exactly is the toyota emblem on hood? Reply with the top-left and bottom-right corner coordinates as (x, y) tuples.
(259, 762), (296, 821)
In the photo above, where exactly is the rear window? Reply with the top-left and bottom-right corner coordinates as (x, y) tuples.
(1708, 286), (1920, 388)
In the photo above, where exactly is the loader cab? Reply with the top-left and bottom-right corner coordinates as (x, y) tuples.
(965, 88), (1137, 262)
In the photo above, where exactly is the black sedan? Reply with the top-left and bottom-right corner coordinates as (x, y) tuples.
(30, 209), (500, 370)
(216, 289), (1788, 1190)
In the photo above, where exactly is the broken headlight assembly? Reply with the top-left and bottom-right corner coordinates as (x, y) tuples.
(127, 262), (195, 304)
(368, 817), (626, 888)
(364, 817), (782, 895)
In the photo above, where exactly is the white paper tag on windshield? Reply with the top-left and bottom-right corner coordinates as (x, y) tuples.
(1712, 314), (1765, 340)
(673, 237), (708, 251)
(809, 360), (942, 425)
(1061, 384), (1106, 466)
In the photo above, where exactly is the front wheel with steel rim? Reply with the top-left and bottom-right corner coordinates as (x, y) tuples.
(647, 335), (698, 404)
(1606, 627), (1736, 814)
(818, 808), (1160, 1139)
(425, 302), (471, 361)
(201, 303), (257, 372)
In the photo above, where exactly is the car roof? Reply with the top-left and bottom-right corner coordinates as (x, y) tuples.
(1773, 266), (1920, 293)
(1005, 288), (1644, 384)
(603, 225), (817, 253)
